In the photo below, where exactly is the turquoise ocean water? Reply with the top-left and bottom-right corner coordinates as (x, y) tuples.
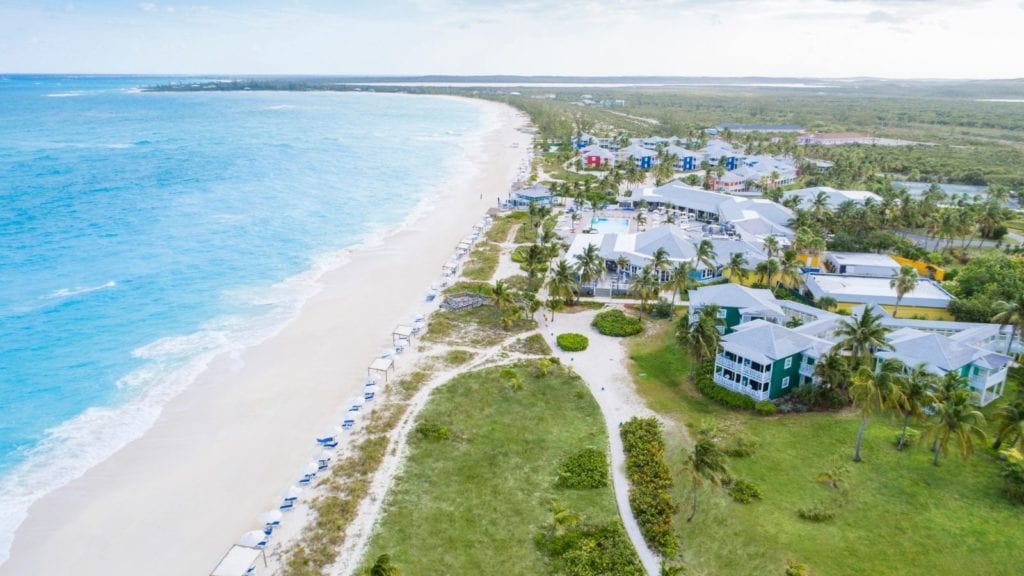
(0, 75), (486, 561)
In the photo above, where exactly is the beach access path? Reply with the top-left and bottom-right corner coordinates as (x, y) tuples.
(539, 307), (663, 575)
(0, 99), (532, 576)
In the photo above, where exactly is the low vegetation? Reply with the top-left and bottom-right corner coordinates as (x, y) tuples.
(555, 332), (589, 352)
(556, 447), (609, 489)
(423, 303), (537, 348)
(620, 417), (679, 556)
(359, 361), (628, 575)
(462, 241), (500, 281)
(592, 309), (644, 337)
(507, 333), (553, 356)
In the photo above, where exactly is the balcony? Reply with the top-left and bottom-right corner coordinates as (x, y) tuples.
(716, 356), (771, 382)
(713, 373), (768, 402)
(799, 361), (815, 378)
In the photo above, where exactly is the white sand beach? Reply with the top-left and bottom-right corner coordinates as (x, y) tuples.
(0, 98), (531, 576)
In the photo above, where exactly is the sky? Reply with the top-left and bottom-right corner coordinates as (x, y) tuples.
(0, 0), (1022, 78)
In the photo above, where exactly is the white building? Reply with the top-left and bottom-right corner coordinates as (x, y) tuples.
(823, 252), (902, 277)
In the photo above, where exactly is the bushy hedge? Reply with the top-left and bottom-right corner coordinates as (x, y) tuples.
(728, 479), (763, 504)
(797, 500), (836, 522)
(415, 422), (451, 441)
(592, 309), (643, 337)
(535, 518), (644, 576)
(754, 401), (777, 416)
(1001, 459), (1024, 505)
(894, 428), (921, 447)
(697, 376), (756, 410)
(620, 417), (678, 555)
(556, 332), (590, 352)
(556, 448), (609, 489)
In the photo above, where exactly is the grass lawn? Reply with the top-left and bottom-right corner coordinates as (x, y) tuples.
(359, 362), (632, 575)
(629, 320), (1024, 576)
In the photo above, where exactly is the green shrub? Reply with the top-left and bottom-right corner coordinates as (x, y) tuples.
(797, 501), (836, 522)
(894, 428), (920, 447)
(415, 422), (451, 441)
(556, 332), (590, 352)
(1000, 459), (1024, 505)
(535, 516), (644, 576)
(755, 401), (777, 416)
(649, 298), (674, 319)
(592, 309), (643, 337)
(728, 479), (763, 504)
(696, 377), (756, 410)
(556, 448), (609, 489)
(620, 417), (678, 555)
(510, 245), (528, 263)
(786, 561), (811, 576)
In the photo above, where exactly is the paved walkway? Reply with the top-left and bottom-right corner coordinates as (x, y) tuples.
(539, 308), (662, 575)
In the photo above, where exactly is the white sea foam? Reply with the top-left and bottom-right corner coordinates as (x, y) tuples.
(45, 280), (117, 300)
(45, 92), (84, 98)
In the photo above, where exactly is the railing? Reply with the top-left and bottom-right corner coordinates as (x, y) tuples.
(713, 373), (767, 401)
(799, 362), (815, 378)
(716, 356), (771, 382)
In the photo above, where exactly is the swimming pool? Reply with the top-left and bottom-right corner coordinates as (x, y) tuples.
(590, 217), (631, 234)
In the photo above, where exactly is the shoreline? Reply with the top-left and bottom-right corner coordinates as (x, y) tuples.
(0, 97), (532, 576)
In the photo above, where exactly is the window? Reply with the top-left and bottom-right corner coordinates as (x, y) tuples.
(717, 308), (727, 318)
(782, 376), (791, 389)
(784, 357), (793, 369)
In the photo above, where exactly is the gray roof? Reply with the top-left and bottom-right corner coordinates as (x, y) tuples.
(721, 320), (819, 364)
(885, 328), (980, 371)
(516, 184), (552, 199)
(634, 226), (697, 260)
(646, 182), (732, 214)
(784, 186), (881, 209)
(620, 144), (654, 158)
(689, 283), (778, 312)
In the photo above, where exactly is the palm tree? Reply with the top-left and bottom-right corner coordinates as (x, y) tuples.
(685, 435), (729, 522)
(546, 260), (578, 312)
(650, 247), (671, 281)
(666, 261), (696, 308)
(629, 265), (660, 315)
(635, 211), (647, 231)
(896, 364), (937, 451)
(762, 235), (780, 258)
(813, 350), (851, 403)
(816, 296), (838, 312)
(850, 360), (907, 462)
(835, 306), (892, 368)
(694, 239), (717, 276)
(679, 305), (722, 371)
(778, 249), (803, 290)
(570, 211), (580, 232)
(810, 190), (832, 222)
(889, 265), (918, 318)
(992, 400), (1024, 451)
(492, 279), (514, 311)
(573, 243), (604, 298)
(992, 295), (1024, 356)
(368, 554), (400, 576)
(924, 388), (986, 466)
(726, 251), (749, 284)
(524, 243), (548, 291)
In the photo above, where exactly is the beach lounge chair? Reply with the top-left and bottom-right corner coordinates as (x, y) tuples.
(279, 501), (294, 511)
(316, 436), (334, 445)
(322, 440), (338, 448)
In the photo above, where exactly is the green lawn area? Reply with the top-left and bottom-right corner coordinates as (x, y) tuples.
(359, 362), (633, 575)
(629, 321), (1023, 576)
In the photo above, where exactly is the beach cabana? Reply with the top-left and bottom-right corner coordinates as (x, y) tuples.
(393, 325), (415, 345)
(368, 356), (395, 383)
(211, 545), (266, 576)
(442, 261), (459, 276)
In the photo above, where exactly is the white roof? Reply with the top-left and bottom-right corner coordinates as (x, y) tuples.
(882, 328), (1005, 372)
(211, 546), (262, 576)
(827, 252), (901, 268)
(643, 182), (732, 214)
(689, 283), (779, 313)
(394, 325), (414, 337)
(581, 145), (615, 158)
(515, 184), (552, 199)
(369, 357), (394, 372)
(804, 274), (954, 307)
(620, 144), (654, 158)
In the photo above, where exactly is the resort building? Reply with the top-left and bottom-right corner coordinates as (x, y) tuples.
(618, 143), (656, 169)
(784, 186), (881, 209)
(663, 145), (703, 172)
(509, 184), (554, 208)
(636, 182), (795, 241)
(689, 285), (1019, 405)
(802, 273), (955, 318)
(581, 145), (616, 168)
(822, 252), (902, 278)
(702, 139), (741, 170)
(565, 225), (767, 284)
